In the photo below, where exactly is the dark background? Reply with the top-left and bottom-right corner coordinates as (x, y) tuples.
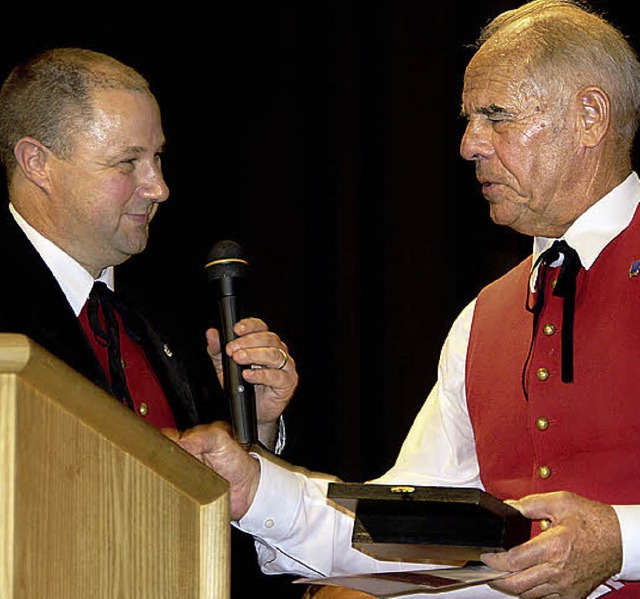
(2, 1), (638, 596)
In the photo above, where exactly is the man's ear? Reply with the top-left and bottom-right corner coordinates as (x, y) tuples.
(13, 137), (54, 193)
(577, 86), (610, 148)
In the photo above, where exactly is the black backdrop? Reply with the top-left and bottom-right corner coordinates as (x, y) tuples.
(2, 1), (638, 596)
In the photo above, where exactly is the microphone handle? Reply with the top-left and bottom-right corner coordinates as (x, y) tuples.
(218, 294), (258, 447)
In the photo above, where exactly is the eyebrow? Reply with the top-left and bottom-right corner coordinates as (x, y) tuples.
(480, 104), (511, 117)
(120, 142), (166, 156)
(460, 103), (512, 119)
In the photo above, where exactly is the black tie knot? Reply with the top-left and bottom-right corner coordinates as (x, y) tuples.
(543, 240), (581, 300)
(86, 281), (134, 409)
(525, 239), (582, 385)
(90, 280), (115, 302)
(88, 281), (142, 344)
(87, 282), (117, 348)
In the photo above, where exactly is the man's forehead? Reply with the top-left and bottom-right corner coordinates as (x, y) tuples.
(462, 52), (540, 112)
(89, 87), (157, 112)
(72, 89), (165, 157)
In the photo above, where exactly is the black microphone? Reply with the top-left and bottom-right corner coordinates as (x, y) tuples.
(205, 240), (257, 448)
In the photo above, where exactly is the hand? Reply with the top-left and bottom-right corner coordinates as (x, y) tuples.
(206, 317), (298, 429)
(481, 491), (622, 598)
(167, 421), (261, 520)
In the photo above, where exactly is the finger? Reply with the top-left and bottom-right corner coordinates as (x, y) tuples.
(206, 328), (223, 358)
(176, 421), (233, 454)
(241, 346), (291, 370)
(227, 331), (287, 355)
(492, 526), (581, 589)
(508, 491), (570, 521)
(233, 317), (269, 336)
(482, 550), (521, 573)
(244, 362), (298, 390)
(491, 576), (559, 599)
(481, 531), (552, 573)
(160, 427), (181, 442)
(229, 342), (291, 368)
(487, 562), (557, 597)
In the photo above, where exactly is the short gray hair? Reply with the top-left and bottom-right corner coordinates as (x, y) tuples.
(0, 47), (152, 176)
(476, 0), (640, 144)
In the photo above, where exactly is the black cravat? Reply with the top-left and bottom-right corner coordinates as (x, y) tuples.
(87, 281), (135, 410)
(527, 239), (581, 384)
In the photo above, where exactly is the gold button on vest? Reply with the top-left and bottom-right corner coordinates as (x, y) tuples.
(543, 323), (556, 336)
(536, 417), (549, 431)
(537, 465), (551, 479)
(536, 367), (550, 381)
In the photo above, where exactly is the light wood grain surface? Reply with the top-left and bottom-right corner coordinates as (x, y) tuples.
(0, 334), (229, 598)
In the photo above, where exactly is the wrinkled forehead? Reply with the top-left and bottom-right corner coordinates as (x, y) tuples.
(462, 44), (543, 114)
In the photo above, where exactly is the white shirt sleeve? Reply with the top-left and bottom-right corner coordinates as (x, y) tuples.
(612, 505), (640, 580)
(235, 296), (640, 593)
(236, 299), (481, 577)
(239, 455), (416, 577)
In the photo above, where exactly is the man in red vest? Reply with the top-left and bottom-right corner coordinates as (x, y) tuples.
(171, 1), (640, 597)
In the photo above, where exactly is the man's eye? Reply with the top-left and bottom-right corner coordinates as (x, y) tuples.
(117, 159), (136, 172)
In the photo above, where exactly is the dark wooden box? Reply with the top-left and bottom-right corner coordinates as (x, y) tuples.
(327, 482), (531, 563)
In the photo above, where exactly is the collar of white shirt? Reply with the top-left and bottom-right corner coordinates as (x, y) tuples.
(9, 203), (114, 317)
(530, 171), (640, 291)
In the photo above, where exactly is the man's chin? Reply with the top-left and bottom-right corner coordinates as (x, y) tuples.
(114, 240), (148, 265)
(488, 205), (520, 228)
(489, 207), (540, 237)
(489, 212), (542, 237)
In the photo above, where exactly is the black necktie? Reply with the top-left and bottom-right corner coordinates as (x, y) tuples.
(86, 281), (135, 410)
(527, 239), (581, 384)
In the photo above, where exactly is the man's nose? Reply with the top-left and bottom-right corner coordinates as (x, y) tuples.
(460, 119), (493, 161)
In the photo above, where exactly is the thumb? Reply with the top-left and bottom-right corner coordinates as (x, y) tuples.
(205, 327), (224, 375)
(506, 492), (560, 522)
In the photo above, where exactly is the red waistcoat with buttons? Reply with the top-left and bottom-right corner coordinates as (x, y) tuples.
(467, 208), (640, 503)
(466, 212), (640, 594)
(78, 303), (176, 430)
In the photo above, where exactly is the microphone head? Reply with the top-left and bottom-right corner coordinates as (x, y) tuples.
(205, 240), (249, 281)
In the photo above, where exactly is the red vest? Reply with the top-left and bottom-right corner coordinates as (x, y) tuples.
(79, 303), (176, 430)
(466, 207), (640, 593)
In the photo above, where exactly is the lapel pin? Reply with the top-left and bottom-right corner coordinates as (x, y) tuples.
(629, 260), (640, 278)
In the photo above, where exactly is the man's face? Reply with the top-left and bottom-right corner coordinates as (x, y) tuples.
(45, 88), (169, 275)
(460, 47), (582, 238)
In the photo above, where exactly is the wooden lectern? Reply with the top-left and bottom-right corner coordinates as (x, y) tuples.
(0, 334), (230, 598)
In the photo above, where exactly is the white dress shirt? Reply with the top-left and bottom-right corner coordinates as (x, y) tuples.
(235, 173), (640, 597)
(9, 203), (114, 313)
(10, 204), (292, 453)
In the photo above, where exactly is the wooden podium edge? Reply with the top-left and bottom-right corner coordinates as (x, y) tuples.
(0, 333), (228, 504)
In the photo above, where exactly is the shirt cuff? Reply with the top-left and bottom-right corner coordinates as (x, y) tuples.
(612, 505), (640, 580)
(236, 452), (309, 543)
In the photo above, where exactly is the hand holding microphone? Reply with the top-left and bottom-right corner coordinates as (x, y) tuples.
(205, 240), (299, 450)
(205, 240), (258, 448)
